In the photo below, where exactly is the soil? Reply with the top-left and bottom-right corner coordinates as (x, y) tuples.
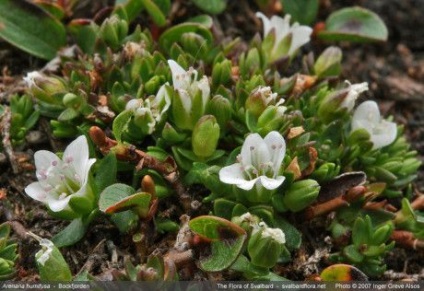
(0, 0), (423, 282)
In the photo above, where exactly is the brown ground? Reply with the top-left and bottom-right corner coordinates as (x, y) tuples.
(0, 0), (423, 281)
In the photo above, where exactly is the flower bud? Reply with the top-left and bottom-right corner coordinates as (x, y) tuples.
(28, 233), (72, 281)
(63, 93), (84, 110)
(311, 162), (340, 182)
(24, 72), (67, 105)
(231, 212), (260, 232)
(248, 223), (285, 268)
(245, 86), (285, 120)
(206, 95), (232, 129)
(180, 32), (208, 59)
(161, 122), (186, 143)
(192, 115), (220, 159)
(144, 75), (163, 95)
(257, 105), (287, 134)
(99, 15), (128, 50)
(318, 81), (368, 122)
(242, 48), (262, 76)
(313, 46), (342, 78)
(283, 179), (320, 212)
(212, 59), (232, 89)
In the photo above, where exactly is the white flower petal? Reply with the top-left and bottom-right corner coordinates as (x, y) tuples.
(264, 131), (286, 174)
(63, 135), (90, 180)
(237, 178), (259, 191)
(219, 163), (247, 185)
(155, 83), (171, 119)
(36, 238), (54, 266)
(126, 99), (142, 110)
(256, 12), (272, 37)
(177, 89), (193, 114)
(48, 195), (72, 212)
(261, 227), (285, 244)
(288, 26), (312, 56)
(24, 71), (42, 88)
(258, 175), (285, 190)
(168, 60), (190, 90)
(271, 15), (290, 43)
(371, 120), (397, 149)
(240, 133), (263, 166)
(341, 81), (369, 111)
(25, 182), (48, 202)
(34, 150), (60, 173)
(197, 76), (211, 108)
(352, 101), (381, 131)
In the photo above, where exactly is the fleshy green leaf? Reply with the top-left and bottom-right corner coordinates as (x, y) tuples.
(190, 0), (227, 15)
(319, 7), (388, 43)
(200, 235), (245, 272)
(159, 23), (213, 53)
(51, 218), (87, 248)
(94, 153), (118, 194)
(0, 0), (66, 60)
(99, 184), (138, 233)
(112, 110), (132, 142)
(99, 183), (135, 212)
(189, 215), (246, 241)
(189, 216), (247, 272)
(104, 192), (151, 218)
(281, 0), (319, 25)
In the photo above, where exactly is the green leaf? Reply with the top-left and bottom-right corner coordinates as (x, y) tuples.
(281, 0), (319, 25)
(98, 184), (139, 233)
(343, 245), (364, 263)
(104, 192), (151, 218)
(190, 215), (246, 272)
(0, 223), (11, 250)
(319, 7), (388, 43)
(140, 0), (166, 27)
(94, 153), (118, 194)
(213, 199), (236, 220)
(187, 15), (213, 29)
(159, 23), (213, 53)
(51, 218), (87, 248)
(320, 263), (367, 281)
(189, 215), (246, 241)
(200, 235), (245, 272)
(99, 183), (135, 212)
(112, 110), (132, 142)
(0, 0), (66, 60)
(274, 216), (301, 251)
(68, 19), (98, 55)
(35, 239), (72, 281)
(190, 0), (227, 15)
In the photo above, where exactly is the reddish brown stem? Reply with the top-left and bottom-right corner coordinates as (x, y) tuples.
(391, 230), (424, 250)
(89, 126), (191, 211)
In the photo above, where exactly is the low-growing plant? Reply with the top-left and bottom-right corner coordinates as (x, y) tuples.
(1, 0), (422, 282)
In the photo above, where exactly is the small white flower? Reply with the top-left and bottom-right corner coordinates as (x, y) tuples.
(125, 84), (171, 134)
(219, 131), (286, 191)
(340, 81), (369, 111)
(37, 238), (55, 266)
(23, 71), (43, 88)
(256, 12), (312, 58)
(25, 136), (96, 212)
(168, 60), (210, 112)
(261, 226), (286, 244)
(351, 101), (397, 149)
(257, 86), (286, 108)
